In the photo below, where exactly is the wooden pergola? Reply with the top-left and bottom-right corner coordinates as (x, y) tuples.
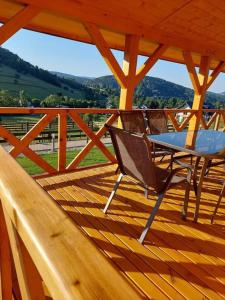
(2, 2), (225, 300)
(1, 0), (225, 131)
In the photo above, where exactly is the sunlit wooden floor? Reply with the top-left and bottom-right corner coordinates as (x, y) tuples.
(37, 162), (225, 300)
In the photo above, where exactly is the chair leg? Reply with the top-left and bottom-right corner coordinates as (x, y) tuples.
(103, 173), (123, 214)
(144, 187), (148, 198)
(115, 166), (120, 174)
(182, 170), (191, 220)
(166, 152), (173, 171)
(138, 193), (164, 244)
(204, 160), (212, 177)
(211, 181), (225, 224)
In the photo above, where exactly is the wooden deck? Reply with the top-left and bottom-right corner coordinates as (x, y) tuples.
(37, 162), (225, 300)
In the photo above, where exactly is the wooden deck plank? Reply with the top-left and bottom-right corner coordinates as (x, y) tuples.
(37, 164), (225, 300)
(40, 177), (168, 300)
(75, 167), (225, 300)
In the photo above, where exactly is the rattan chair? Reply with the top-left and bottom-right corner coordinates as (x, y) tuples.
(104, 125), (192, 244)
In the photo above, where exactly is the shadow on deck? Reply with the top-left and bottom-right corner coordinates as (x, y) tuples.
(37, 164), (225, 300)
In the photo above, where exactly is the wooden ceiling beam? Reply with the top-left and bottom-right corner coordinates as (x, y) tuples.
(85, 22), (127, 88)
(135, 44), (168, 86)
(0, 5), (41, 45)
(13, 0), (225, 62)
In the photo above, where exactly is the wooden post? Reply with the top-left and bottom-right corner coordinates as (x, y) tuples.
(119, 35), (139, 110)
(85, 23), (167, 111)
(2, 204), (45, 300)
(0, 203), (12, 300)
(183, 53), (225, 147)
(184, 53), (225, 133)
(183, 53), (210, 134)
(58, 112), (67, 171)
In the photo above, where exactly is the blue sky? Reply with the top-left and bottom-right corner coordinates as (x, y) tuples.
(3, 28), (225, 93)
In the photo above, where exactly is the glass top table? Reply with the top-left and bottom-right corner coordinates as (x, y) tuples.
(148, 129), (225, 222)
(148, 130), (225, 158)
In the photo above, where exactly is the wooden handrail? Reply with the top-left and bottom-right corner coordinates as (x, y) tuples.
(0, 146), (142, 300)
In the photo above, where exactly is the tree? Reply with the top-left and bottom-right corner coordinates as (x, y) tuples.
(19, 90), (29, 107)
(0, 90), (18, 106)
(41, 94), (63, 107)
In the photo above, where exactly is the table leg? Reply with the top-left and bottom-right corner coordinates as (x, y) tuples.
(194, 158), (209, 222)
(192, 157), (201, 196)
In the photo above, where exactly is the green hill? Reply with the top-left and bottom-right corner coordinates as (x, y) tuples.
(1, 45), (225, 108)
(0, 47), (94, 100)
(79, 75), (225, 104)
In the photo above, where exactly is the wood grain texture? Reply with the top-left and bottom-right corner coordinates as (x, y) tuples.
(37, 163), (225, 300)
(58, 112), (67, 172)
(7, 0), (225, 64)
(0, 5), (40, 45)
(0, 147), (141, 300)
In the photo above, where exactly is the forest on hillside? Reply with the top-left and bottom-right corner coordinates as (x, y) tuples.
(1, 46), (225, 109)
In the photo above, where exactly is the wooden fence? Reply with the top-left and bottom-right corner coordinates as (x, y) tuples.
(0, 108), (224, 177)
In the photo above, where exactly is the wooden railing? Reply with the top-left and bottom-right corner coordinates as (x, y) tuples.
(0, 108), (225, 177)
(0, 107), (225, 299)
(0, 146), (142, 300)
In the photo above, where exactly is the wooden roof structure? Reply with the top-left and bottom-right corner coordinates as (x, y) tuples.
(1, 0), (225, 69)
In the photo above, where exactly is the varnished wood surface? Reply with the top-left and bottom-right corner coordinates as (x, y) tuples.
(37, 163), (225, 300)
(0, 147), (142, 300)
(2, 0), (225, 66)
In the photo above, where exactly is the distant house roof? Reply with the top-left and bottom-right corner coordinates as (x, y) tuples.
(176, 101), (192, 110)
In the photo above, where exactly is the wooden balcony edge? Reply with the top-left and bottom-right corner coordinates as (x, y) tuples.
(0, 146), (142, 300)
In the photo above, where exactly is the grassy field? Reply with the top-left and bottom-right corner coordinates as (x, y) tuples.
(16, 146), (114, 175)
(0, 65), (85, 99)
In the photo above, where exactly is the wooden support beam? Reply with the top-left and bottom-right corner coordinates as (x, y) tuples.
(198, 56), (210, 93)
(68, 112), (117, 168)
(183, 51), (201, 95)
(119, 34), (139, 110)
(58, 112), (67, 172)
(2, 205), (46, 300)
(2, 205), (32, 300)
(206, 61), (225, 90)
(167, 112), (180, 132)
(10, 113), (56, 158)
(184, 55), (211, 146)
(214, 113), (221, 131)
(135, 44), (168, 86)
(85, 23), (127, 88)
(0, 203), (12, 300)
(206, 112), (218, 129)
(67, 113), (118, 170)
(0, 147), (141, 300)
(0, 125), (56, 174)
(178, 111), (196, 131)
(0, 5), (40, 45)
